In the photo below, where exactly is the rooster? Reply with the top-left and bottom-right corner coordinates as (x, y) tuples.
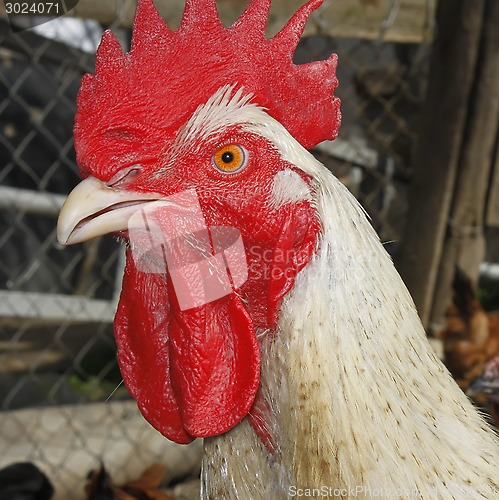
(57, 0), (499, 497)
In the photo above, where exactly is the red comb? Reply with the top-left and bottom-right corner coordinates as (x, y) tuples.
(75, 0), (340, 171)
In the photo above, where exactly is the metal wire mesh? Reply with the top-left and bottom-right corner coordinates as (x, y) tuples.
(0, 2), (439, 498)
(303, 36), (430, 249)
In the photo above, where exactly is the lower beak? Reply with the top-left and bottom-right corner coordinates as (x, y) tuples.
(57, 176), (163, 245)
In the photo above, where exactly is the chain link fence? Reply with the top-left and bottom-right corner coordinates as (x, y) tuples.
(1, 1), (486, 498)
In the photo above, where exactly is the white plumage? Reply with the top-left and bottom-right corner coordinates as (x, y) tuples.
(200, 91), (499, 499)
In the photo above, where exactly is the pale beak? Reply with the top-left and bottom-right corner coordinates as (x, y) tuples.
(57, 176), (163, 245)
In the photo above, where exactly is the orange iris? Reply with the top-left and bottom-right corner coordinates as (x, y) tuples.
(213, 145), (247, 173)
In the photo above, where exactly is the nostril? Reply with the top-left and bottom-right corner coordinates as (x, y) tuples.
(107, 165), (142, 187)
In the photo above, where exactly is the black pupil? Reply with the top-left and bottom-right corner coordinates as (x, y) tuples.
(222, 151), (235, 164)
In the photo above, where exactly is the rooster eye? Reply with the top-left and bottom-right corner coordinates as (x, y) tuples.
(213, 145), (247, 173)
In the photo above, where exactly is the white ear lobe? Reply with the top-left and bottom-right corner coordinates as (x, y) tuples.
(270, 169), (312, 209)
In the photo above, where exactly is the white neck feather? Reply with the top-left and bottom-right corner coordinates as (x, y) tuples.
(260, 165), (499, 497)
(201, 101), (499, 499)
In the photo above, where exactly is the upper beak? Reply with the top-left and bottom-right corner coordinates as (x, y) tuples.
(57, 176), (163, 245)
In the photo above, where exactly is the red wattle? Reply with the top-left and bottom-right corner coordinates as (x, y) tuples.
(168, 292), (260, 437)
(114, 252), (193, 443)
(114, 249), (261, 442)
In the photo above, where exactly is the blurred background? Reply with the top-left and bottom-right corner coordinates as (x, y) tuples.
(0, 0), (498, 498)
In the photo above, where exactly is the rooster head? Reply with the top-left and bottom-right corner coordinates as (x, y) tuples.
(57, 0), (340, 445)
